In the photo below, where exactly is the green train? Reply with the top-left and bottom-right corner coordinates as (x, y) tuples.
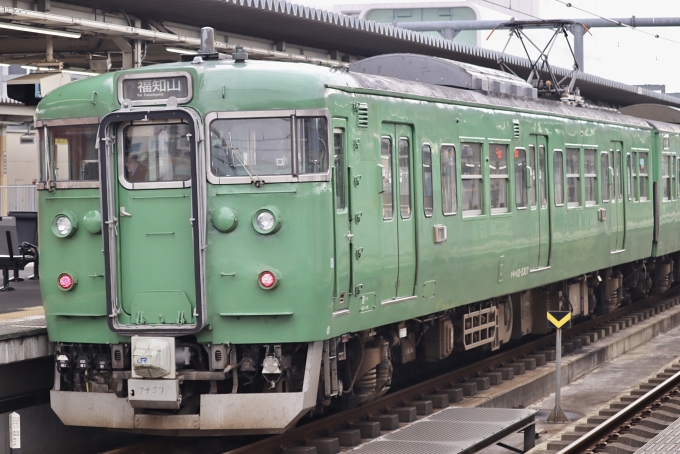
(37, 29), (680, 434)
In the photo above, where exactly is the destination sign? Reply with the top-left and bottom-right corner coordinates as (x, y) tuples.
(122, 75), (190, 103)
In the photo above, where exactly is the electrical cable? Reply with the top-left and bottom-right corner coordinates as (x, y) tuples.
(551, 0), (680, 45)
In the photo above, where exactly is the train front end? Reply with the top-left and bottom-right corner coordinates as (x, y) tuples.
(39, 42), (341, 434)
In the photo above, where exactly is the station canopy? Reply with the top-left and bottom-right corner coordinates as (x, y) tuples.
(1, 0), (678, 109)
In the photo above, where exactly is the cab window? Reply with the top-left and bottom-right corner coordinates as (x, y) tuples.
(47, 125), (98, 181)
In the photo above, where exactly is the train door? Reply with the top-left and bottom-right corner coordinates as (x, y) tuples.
(379, 123), (416, 301)
(528, 136), (551, 269)
(332, 119), (351, 312)
(610, 142), (625, 252)
(100, 110), (205, 333)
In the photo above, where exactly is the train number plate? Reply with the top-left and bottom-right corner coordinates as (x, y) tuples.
(128, 379), (180, 409)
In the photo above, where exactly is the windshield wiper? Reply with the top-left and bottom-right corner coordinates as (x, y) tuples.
(228, 131), (265, 188)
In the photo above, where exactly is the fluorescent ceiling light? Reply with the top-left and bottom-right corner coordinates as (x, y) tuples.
(166, 47), (198, 55)
(63, 69), (95, 76)
(21, 65), (40, 70)
(0, 22), (81, 39)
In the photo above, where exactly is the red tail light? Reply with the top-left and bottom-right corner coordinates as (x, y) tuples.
(58, 273), (75, 291)
(259, 271), (277, 289)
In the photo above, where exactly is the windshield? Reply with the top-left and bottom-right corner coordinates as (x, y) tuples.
(123, 123), (192, 183)
(210, 116), (328, 179)
(47, 125), (98, 181)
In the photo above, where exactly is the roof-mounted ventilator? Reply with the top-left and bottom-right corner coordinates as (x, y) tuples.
(349, 54), (537, 99)
(491, 20), (589, 104)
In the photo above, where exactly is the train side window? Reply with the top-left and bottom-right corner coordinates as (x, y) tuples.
(489, 143), (509, 213)
(381, 137), (393, 220)
(584, 149), (597, 206)
(422, 144), (433, 218)
(333, 129), (346, 211)
(461, 142), (483, 216)
(554, 150), (565, 206)
(515, 148), (528, 209)
(566, 148), (580, 207)
(601, 152), (610, 202)
(528, 145), (536, 208)
(441, 145), (457, 215)
(539, 146), (547, 208)
(399, 138), (412, 219)
(639, 152), (649, 201)
(627, 153), (633, 201)
(677, 157), (680, 200)
(662, 155), (671, 201)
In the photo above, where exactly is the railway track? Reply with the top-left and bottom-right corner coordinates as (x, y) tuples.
(102, 288), (680, 454)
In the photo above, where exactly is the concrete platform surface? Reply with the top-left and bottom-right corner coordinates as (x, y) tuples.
(480, 321), (680, 453)
(0, 264), (43, 314)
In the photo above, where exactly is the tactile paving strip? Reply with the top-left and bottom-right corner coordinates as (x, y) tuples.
(351, 407), (536, 454)
(0, 306), (44, 321)
(634, 417), (680, 453)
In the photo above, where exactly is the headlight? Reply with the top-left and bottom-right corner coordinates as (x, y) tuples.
(256, 211), (275, 231)
(56, 216), (72, 235)
(252, 207), (282, 235)
(51, 212), (78, 238)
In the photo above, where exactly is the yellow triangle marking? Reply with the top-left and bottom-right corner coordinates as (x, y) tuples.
(547, 312), (571, 329)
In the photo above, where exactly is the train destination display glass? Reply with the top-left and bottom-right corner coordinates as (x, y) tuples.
(120, 73), (191, 105)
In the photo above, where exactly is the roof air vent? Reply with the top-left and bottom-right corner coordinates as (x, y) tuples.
(349, 54), (537, 99)
(355, 102), (368, 128)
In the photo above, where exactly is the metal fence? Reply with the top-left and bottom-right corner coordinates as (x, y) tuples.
(0, 185), (38, 216)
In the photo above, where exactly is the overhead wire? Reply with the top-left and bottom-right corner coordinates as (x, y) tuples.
(551, 0), (680, 45)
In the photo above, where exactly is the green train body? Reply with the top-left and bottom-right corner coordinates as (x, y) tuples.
(36, 46), (680, 434)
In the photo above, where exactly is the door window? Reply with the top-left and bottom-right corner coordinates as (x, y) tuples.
(422, 144), (433, 217)
(123, 123), (192, 183)
(627, 153), (633, 201)
(381, 137), (393, 221)
(539, 146), (547, 208)
(441, 145), (457, 215)
(528, 145), (536, 208)
(554, 150), (564, 206)
(601, 153), (610, 202)
(662, 155), (671, 201)
(334, 129), (346, 210)
(399, 138), (412, 219)
(515, 148), (528, 209)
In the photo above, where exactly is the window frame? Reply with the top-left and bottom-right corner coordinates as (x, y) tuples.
(422, 143), (434, 218)
(662, 153), (672, 202)
(583, 148), (597, 206)
(333, 127), (347, 212)
(204, 109), (331, 185)
(381, 136), (394, 221)
(565, 147), (581, 208)
(398, 137), (412, 220)
(600, 151), (610, 203)
(440, 143), (458, 216)
(515, 147), (528, 210)
(637, 150), (649, 201)
(35, 117), (102, 190)
(553, 149), (565, 207)
(489, 142), (510, 214)
(460, 140), (484, 217)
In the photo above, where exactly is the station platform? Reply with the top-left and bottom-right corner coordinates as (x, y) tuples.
(0, 263), (42, 313)
(350, 407), (537, 454)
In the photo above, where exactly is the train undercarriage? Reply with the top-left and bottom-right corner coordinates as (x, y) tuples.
(52, 255), (678, 434)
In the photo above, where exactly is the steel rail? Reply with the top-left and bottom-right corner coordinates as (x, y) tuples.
(221, 288), (680, 454)
(555, 370), (680, 453)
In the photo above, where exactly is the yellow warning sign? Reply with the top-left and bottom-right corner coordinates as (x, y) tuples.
(547, 311), (572, 329)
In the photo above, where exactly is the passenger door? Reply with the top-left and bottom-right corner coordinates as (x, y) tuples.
(528, 136), (551, 270)
(611, 142), (625, 252)
(100, 111), (205, 334)
(332, 120), (351, 312)
(379, 123), (416, 301)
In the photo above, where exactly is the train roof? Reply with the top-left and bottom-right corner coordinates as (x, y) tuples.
(36, 57), (678, 133)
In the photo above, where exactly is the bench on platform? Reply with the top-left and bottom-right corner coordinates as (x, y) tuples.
(7, 211), (39, 282)
(0, 215), (38, 292)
